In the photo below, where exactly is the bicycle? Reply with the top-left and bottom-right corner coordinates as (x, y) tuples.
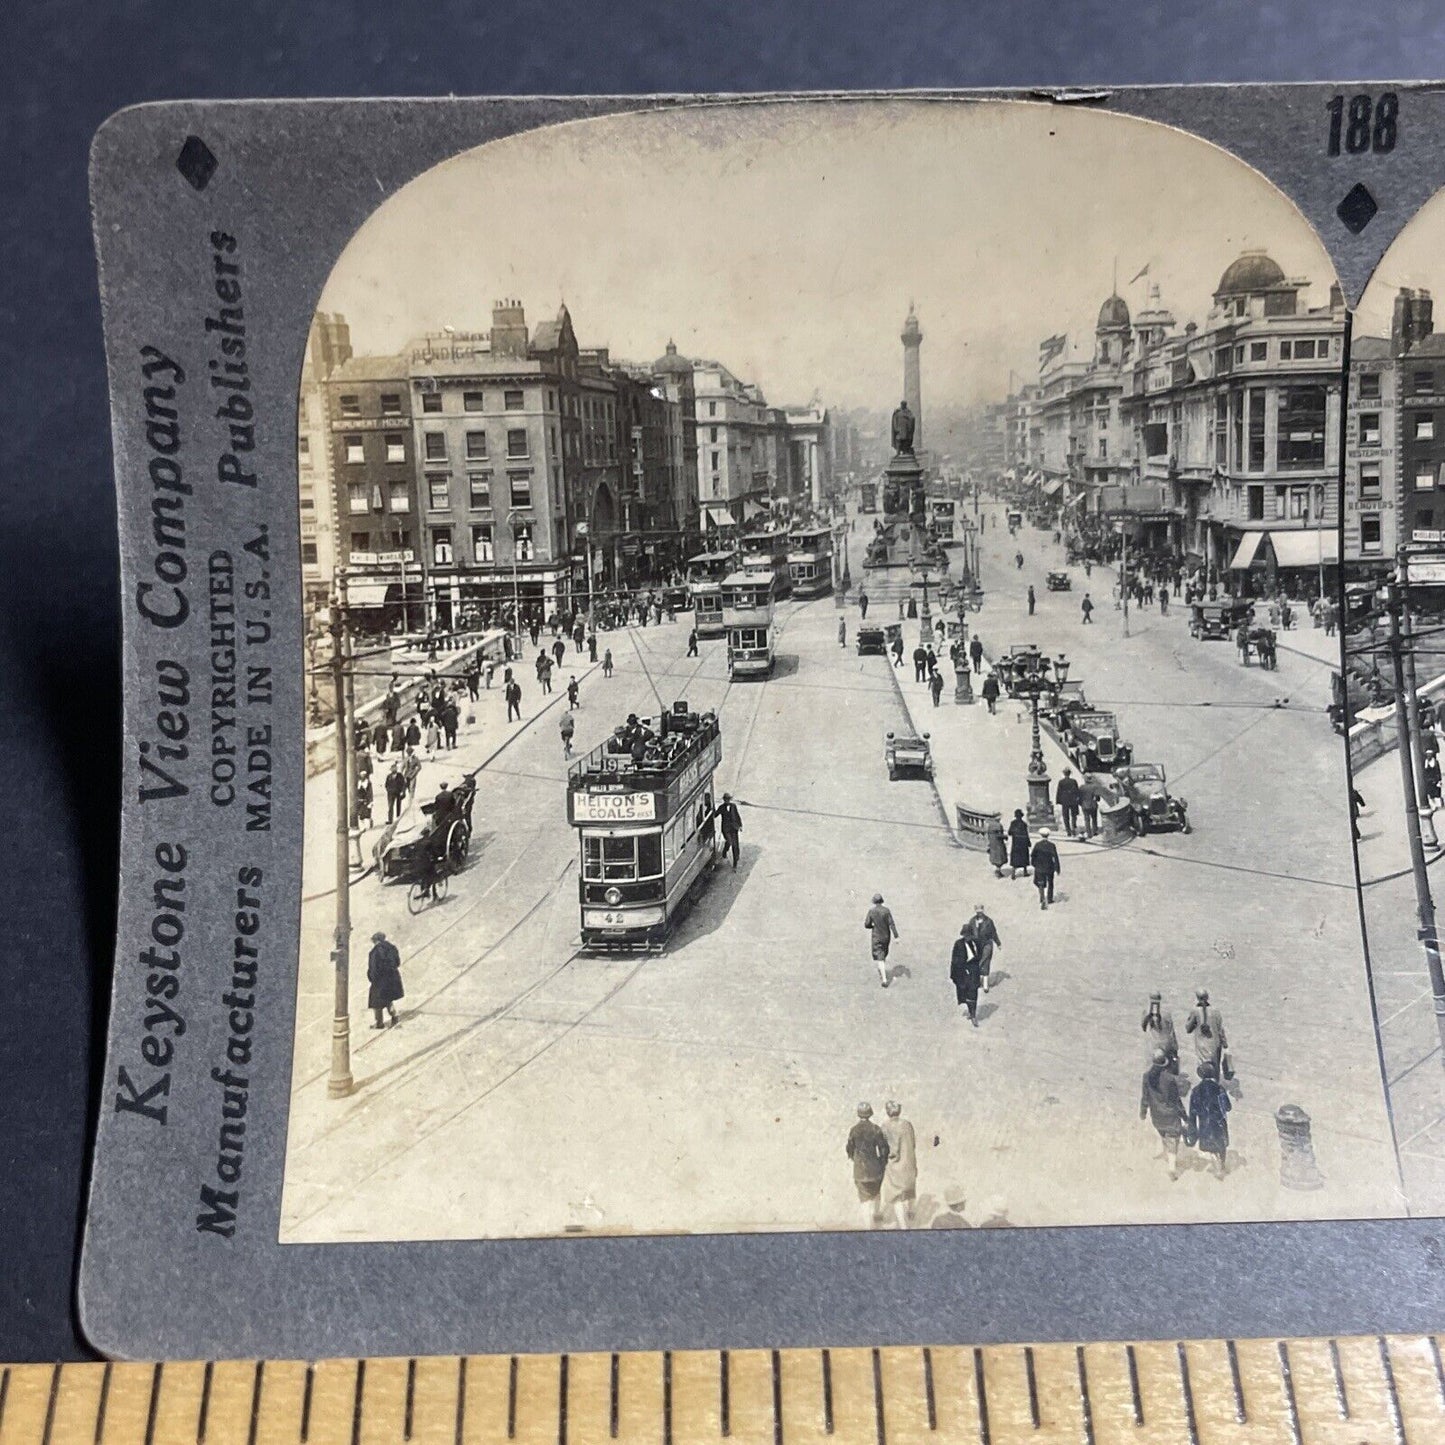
(406, 854), (450, 914)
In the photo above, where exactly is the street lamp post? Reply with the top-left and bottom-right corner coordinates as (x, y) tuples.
(327, 576), (355, 1100)
(953, 583), (984, 704)
(1004, 644), (1065, 826)
(913, 567), (934, 648)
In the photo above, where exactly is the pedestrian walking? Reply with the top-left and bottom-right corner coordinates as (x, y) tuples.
(1030, 827), (1061, 909)
(969, 634), (983, 673)
(1159, 586), (1169, 616)
(372, 719), (390, 756)
(1081, 593), (1095, 624)
(553, 637), (567, 670)
(603, 648), (614, 678)
(505, 679), (523, 723)
(1140, 1050), (1189, 1180)
(898, 598), (906, 620)
(925, 646), (938, 676)
(1027, 584), (1036, 615)
(404, 717), (422, 751)
(845, 1103), (890, 1229)
(1015, 551), (1024, 570)
(859, 590), (869, 619)
(1055, 766), (1081, 836)
(367, 931), (404, 1029)
(1187, 1061), (1232, 1179)
(912, 644), (928, 682)
(354, 775), (373, 830)
(384, 762), (407, 822)
(559, 709), (575, 758)
(1141, 992), (1178, 1070)
(950, 924), (981, 1025)
(839, 617), (847, 648)
(965, 902), (1001, 992)
(929, 669), (944, 707)
(540, 660), (554, 695)
(986, 816), (1008, 877)
(881, 1101), (918, 1228)
(573, 622), (585, 654)
(567, 675), (580, 708)
(1186, 989), (1232, 1078)
(423, 718), (441, 756)
(717, 792), (742, 869)
(1351, 785), (1367, 843)
(402, 746), (421, 798)
(588, 630), (598, 662)
(1084, 558), (1093, 577)
(1079, 777), (1101, 838)
(485, 659), (496, 690)
(465, 665), (480, 702)
(864, 892), (899, 987)
(687, 629), (699, 657)
(441, 701), (459, 749)
(1006, 809), (1030, 879)
(981, 670), (1000, 715)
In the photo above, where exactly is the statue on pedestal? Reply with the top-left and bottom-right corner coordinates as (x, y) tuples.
(891, 400), (916, 456)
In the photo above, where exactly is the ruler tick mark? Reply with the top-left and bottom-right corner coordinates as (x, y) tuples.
(663, 1352), (673, 1445)
(870, 1349), (885, 1445)
(923, 1347), (937, 1431)
(608, 1353), (618, 1439)
(40, 1363), (60, 1445)
(455, 1358), (468, 1445)
(199, 1361), (214, 1444)
(247, 1362), (264, 1445)
(972, 1349), (991, 1445)
(508, 1356), (519, 1440)
(147, 1365), (170, 1445)
(1176, 1344), (1199, 1445)
(1075, 1348), (1094, 1445)
(1023, 1347), (1039, 1430)
(1277, 1341), (1302, 1445)
(0, 1367), (8, 1435)
(1226, 1339), (1246, 1423)
(94, 1363), (112, 1445)
(301, 1364), (314, 1443)
(1379, 1336), (1408, 1445)
(1431, 1336), (1445, 1407)
(821, 1349), (834, 1435)
(719, 1350), (730, 1437)
(406, 1358), (417, 1440)
(773, 1350), (785, 1445)
(352, 1359), (366, 1445)
(558, 1354), (570, 1445)
(1328, 1338), (1348, 1417)
(1126, 1343), (1143, 1425)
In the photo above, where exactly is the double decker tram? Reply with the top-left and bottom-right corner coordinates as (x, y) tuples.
(567, 702), (723, 951)
(787, 523), (834, 599)
(858, 480), (878, 514)
(721, 570), (776, 678)
(686, 549), (736, 639)
(740, 528), (793, 599)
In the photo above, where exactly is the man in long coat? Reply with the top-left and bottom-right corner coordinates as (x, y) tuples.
(845, 1103), (890, 1229)
(367, 931), (404, 1029)
(965, 903), (1002, 991)
(1030, 827), (1061, 909)
(1006, 810), (1031, 879)
(949, 925), (981, 1026)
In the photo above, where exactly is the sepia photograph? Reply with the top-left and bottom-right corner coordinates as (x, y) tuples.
(278, 99), (1402, 1243)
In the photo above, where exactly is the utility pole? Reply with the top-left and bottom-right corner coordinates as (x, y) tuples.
(1120, 524), (1130, 638)
(1400, 552), (1439, 848)
(328, 575), (355, 1099)
(1387, 577), (1445, 1073)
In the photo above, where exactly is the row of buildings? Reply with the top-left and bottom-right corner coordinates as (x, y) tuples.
(298, 301), (847, 627)
(975, 251), (1350, 595)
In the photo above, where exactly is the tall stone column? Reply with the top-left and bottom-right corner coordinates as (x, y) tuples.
(902, 305), (923, 452)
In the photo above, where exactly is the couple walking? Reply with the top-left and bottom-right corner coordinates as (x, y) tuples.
(845, 1100), (917, 1228)
(948, 904), (1002, 1025)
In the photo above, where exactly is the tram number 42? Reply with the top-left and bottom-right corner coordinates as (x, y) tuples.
(1326, 92), (1398, 156)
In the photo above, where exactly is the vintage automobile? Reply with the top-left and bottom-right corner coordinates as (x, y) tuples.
(378, 770), (478, 881)
(1007, 509), (1023, 533)
(1066, 709), (1133, 773)
(1045, 570), (1072, 591)
(1114, 762), (1190, 835)
(885, 729), (934, 781)
(1189, 598), (1250, 641)
(856, 624), (887, 656)
(1039, 679), (1090, 731)
(661, 584), (690, 613)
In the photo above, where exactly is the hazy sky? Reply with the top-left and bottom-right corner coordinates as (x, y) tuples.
(1356, 185), (1445, 340)
(320, 99), (1336, 411)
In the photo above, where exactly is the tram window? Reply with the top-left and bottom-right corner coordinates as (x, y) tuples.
(638, 834), (663, 878)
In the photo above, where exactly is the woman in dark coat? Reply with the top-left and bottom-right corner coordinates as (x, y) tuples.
(949, 926), (980, 1026)
(1187, 1060), (1231, 1178)
(1006, 809), (1031, 879)
(986, 817), (1008, 877)
(367, 931), (404, 1028)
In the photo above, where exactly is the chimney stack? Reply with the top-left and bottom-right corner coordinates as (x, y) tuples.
(491, 298), (529, 360)
(1393, 287), (1435, 358)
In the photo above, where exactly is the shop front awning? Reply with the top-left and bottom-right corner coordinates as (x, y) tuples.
(742, 499), (769, 521)
(701, 505), (734, 529)
(1267, 529), (1340, 568)
(1042, 479), (1063, 497)
(1229, 532), (1266, 570)
(345, 580), (395, 607)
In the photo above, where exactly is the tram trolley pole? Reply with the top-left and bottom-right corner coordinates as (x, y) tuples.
(1399, 551), (1439, 849)
(328, 574), (356, 1099)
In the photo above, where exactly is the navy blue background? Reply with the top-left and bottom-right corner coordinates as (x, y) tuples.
(3, 0), (1444, 1363)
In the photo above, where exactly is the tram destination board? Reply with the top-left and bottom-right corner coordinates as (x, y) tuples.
(83, 85), (1445, 1362)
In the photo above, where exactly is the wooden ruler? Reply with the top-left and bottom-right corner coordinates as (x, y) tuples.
(2, 1337), (1443, 1444)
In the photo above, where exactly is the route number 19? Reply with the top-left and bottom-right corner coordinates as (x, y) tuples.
(1327, 93), (1398, 156)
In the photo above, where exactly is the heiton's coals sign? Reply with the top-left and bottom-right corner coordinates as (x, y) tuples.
(569, 790), (658, 823)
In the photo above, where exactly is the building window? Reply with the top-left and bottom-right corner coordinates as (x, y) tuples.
(421, 391), (443, 414)
(1418, 415), (1436, 441)
(301, 542), (318, 565)
(1417, 469), (1436, 491)
(509, 472), (532, 508)
(1248, 485), (1264, 520)
(299, 397), (309, 424)
(388, 481), (410, 513)
(468, 473), (491, 509)
(1247, 390), (1266, 471)
(709, 401), (717, 417)
(1361, 515), (1382, 553)
(1098, 437), (1107, 459)
(380, 393), (402, 417)
(1234, 345), (1245, 365)
(504, 389), (525, 411)
(297, 435), (310, 458)
(350, 533), (369, 556)
(338, 394), (360, 417)
(432, 527), (453, 565)
(1360, 462), (1382, 500)
(384, 432), (406, 463)
(1360, 413), (1381, 446)
(424, 432), (447, 461)
(1273, 486), (1288, 520)
(1276, 386), (1327, 469)
(472, 524), (494, 561)
(344, 434), (365, 464)
(1415, 370), (1435, 394)
(710, 427), (719, 443)
(1250, 341), (1268, 362)
(1358, 372), (1381, 399)
(463, 391), (484, 413)
(428, 475), (451, 511)
(348, 482), (369, 515)
(1289, 488), (1310, 520)
(711, 449), (720, 471)
(466, 430), (488, 460)
(507, 428), (529, 458)
(514, 522), (534, 561)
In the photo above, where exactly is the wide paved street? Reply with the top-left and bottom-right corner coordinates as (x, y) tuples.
(283, 503), (1402, 1242)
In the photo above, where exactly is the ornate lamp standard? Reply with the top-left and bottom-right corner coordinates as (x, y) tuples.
(953, 583), (985, 704)
(911, 564), (937, 648)
(1007, 645), (1069, 825)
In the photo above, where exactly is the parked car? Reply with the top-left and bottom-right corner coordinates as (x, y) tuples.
(885, 729), (934, 781)
(1045, 570), (1072, 591)
(856, 624), (887, 656)
(1114, 763), (1190, 835)
(1066, 710), (1133, 772)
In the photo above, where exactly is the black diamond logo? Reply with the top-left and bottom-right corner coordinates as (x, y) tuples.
(176, 136), (218, 192)
(1337, 182), (1378, 235)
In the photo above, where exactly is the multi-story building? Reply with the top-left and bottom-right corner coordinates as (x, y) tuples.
(325, 355), (425, 628)
(297, 312), (352, 616)
(693, 361), (772, 532)
(1389, 289), (1445, 561)
(784, 403), (833, 510)
(1343, 334), (1397, 568)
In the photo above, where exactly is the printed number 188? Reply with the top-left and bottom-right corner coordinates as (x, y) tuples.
(1327, 93), (1398, 156)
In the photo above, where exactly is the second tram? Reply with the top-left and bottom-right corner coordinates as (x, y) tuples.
(740, 529), (794, 599)
(787, 523), (835, 599)
(567, 702), (723, 950)
(858, 480), (878, 514)
(721, 570), (776, 678)
(686, 549), (736, 639)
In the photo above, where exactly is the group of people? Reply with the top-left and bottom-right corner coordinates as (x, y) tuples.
(984, 813), (1062, 909)
(1139, 988), (1235, 1180)
(845, 1100), (917, 1228)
